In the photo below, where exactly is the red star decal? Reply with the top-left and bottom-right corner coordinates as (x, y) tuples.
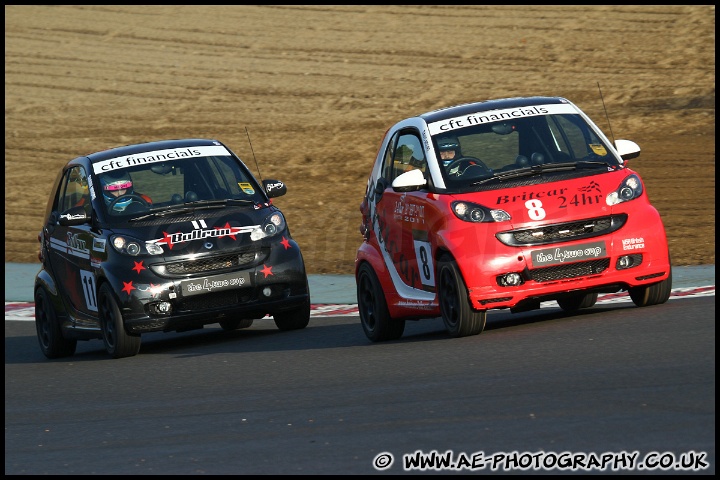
(155, 231), (174, 250)
(122, 281), (136, 295)
(149, 283), (162, 297)
(132, 260), (145, 274)
(260, 264), (273, 278)
(215, 222), (237, 240)
(280, 236), (291, 250)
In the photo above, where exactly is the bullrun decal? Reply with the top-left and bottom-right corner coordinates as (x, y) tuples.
(149, 219), (258, 250)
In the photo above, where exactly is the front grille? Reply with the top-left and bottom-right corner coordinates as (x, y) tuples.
(150, 250), (265, 278)
(497, 214), (627, 247)
(530, 258), (610, 282)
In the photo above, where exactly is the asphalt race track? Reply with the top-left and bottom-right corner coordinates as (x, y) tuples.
(4, 267), (715, 475)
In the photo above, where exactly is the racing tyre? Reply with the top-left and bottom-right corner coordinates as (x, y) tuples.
(357, 263), (405, 341)
(557, 292), (598, 311)
(437, 255), (486, 337)
(629, 267), (672, 307)
(219, 319), (254, 331)
(273, 298), (311, 331)
(35, 287), (77, 359)
(98, 283), (141, 359)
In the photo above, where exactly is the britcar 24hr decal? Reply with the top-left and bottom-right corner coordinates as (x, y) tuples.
(149, 219), (258, 250)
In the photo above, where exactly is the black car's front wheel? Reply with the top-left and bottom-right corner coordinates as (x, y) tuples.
(98, 283), (141, 359)
(219, 319), (254, 331)
(437, 255), (486, 338)
(35, 287), (77, 359)
(273, 298), (311, 331)
(356, 263), (405, 342)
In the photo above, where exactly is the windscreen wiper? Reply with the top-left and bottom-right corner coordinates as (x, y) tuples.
(471, 161), (614, 186)
(129, 199), (254, 221)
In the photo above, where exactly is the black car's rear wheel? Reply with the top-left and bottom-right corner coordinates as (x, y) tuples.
(356, 263), (405, 342)
(437, 255), (486, 337)
(98, 283), (141, 359)
(35, 287), (77, 359)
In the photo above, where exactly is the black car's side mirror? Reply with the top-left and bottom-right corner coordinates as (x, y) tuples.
(58, 206), (89, 226)
(263, 179), (287, 198)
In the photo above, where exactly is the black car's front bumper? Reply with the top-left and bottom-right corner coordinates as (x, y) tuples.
(108, 242), (309, 334)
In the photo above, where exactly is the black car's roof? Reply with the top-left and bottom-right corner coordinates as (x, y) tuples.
(84, 138), (223, 163)
(419, 96), (569, 125)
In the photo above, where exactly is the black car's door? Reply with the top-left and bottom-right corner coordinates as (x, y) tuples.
(45, 165), (100, 320)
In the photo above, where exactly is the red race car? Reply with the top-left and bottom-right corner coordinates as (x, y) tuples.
(356, 96), (672, 341)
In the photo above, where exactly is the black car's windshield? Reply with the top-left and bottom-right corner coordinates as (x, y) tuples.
(95, 154), (265, 219)
(431, 113), (621, 189)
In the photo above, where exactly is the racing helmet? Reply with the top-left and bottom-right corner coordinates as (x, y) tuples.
(100, 170), (134, 211)
(437, 136), (461, 164)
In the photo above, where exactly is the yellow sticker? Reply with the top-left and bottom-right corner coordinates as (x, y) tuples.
(238, 182), (255, 194)
(589, 144), (607, 156)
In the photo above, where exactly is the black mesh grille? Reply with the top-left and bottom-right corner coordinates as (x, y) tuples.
(497, 214), (627, 247)
(150, 250), (265, 278)
(529, 258), (610, 282)
(163, 252), (259, 275)
(177, 289), (253, 312)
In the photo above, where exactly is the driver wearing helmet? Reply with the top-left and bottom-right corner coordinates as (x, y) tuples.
(100, 170), (152, 212)
(437, 136), (461, 167)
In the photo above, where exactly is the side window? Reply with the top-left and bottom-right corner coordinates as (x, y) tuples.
(380, 132), (398, 182)
(58, 166), (90, 213)
(391, 131), (426, 182)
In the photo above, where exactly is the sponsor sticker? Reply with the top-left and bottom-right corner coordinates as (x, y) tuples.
(531, 240), (607, 267)
(428, 103), (577, 135)
(238, 182), (255, 194)
(93, 145), (231, 174)
(181, 271), (251, 296)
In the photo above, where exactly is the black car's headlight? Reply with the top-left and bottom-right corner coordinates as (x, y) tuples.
(250, 211), (286, 241)
(110, 234), (164, 256)
(451, 201), (510, 223)
(606, 174), (643, 206)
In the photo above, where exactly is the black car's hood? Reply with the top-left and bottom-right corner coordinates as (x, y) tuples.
(105, 206), (279, 260)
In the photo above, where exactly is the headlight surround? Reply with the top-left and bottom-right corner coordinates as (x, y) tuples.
(451, 201), (510, 223)
(251, 211), (287, 240)
(606, 174), (643, 206)
(110, 234), (163, 256)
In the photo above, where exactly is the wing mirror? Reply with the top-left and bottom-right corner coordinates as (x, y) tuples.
(263, 179), (287, 198)
(58, 206), (89, 226)
(392, 168), (427, 192)
(614, 139), (641, 161)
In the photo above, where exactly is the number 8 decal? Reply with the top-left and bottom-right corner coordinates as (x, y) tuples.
(413, 240), (435, 287)
(526, 199), (546, 220)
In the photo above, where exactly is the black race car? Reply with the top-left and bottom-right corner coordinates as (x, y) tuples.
(35, 138), (311, 358)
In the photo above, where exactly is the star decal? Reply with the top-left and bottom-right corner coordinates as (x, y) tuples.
(215, 222), (237, 240)
(280, 236), (291, 250)
(260, 264), (273, 278)
(132, 260), (145, 274)
(155, 231), (174, 250)
(122, 281), (136, 295)
(149, 283), (163, 297)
